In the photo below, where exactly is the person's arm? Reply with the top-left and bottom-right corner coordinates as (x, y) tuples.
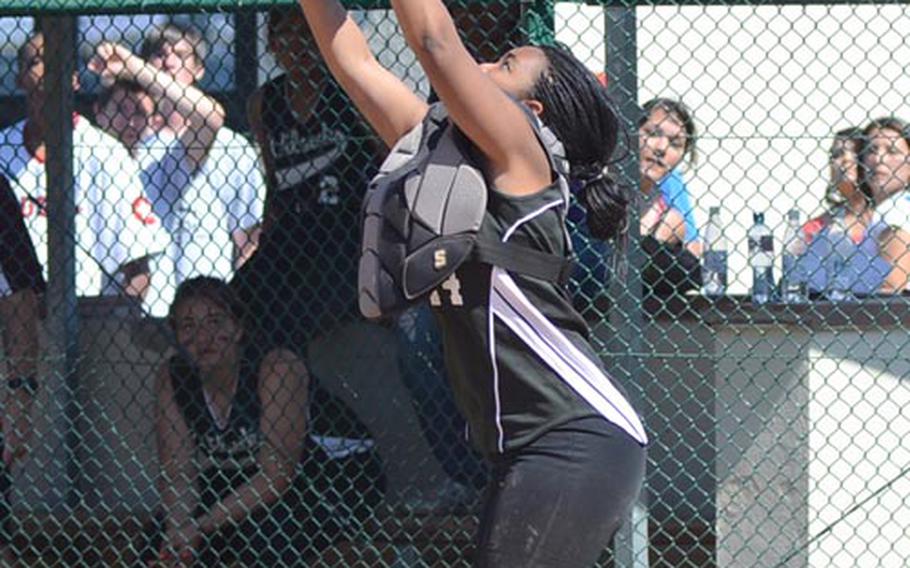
(0, 174), (45, 298)
(0, 288), (40, 467)
(0, 175), (44, 465)
(154, 364), (199, 550)
(299, 0), (427, 147)
(196, 348), (309, 535)
(878, 227), (910, 293)
(221, 134), (266, 270)
(641, 200), (685, 246)
(661, 172), (699, 244)
(389, 0), (550, 196)
(246, 88), (277, 234)
(89, 42), (225, 168)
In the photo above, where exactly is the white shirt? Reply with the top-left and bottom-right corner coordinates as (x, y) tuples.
(138, 127), (265, 316)
(0, 117), (167, 297)
(876, 190), (910, 233)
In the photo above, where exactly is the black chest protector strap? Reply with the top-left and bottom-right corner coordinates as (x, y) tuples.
(471, 239), (574, 285)
(359, 103), (572, 320)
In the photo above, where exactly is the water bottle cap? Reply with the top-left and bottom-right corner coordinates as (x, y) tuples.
(788, 209), (800, 221)
(753, 212), (765, 224)
(709, 206), (721, 216)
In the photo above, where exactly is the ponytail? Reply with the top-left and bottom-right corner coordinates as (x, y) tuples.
(532, 45), (630, 242)
(578, 169), (632, 242)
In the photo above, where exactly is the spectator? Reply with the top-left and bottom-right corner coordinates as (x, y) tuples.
(795, 127), (890, 297)
(234, 6), (377, 350)
(150, 277), (384, 566)
(93, 80), (163, 159)
(639, 97), (699, 254)
(863, 117), (910, 293)
(0, 173), (44, 563)
(0, 32), (165, 298)
(638, 98), (702, 296)
(92, 80), (175, 311)
(233, 4), (388, 525)
(88, 25), (265, 316)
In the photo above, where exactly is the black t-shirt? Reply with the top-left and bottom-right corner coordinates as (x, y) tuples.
(424, 114), (648, 456)
(234, 75), (379, 343)
(0, 174), (44, 295)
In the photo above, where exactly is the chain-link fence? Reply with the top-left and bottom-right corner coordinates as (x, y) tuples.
(0, 0), (909, 566)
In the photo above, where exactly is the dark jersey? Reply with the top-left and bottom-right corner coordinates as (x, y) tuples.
(428, 135), (648, 457)
(234, 75), (378, 345)
(170, 355), (263, 479)
(0, 174), (44, 295)
(168, 352), (385, 541)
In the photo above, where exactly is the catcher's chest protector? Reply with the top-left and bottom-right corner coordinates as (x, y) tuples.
(358, 104), (570, 320)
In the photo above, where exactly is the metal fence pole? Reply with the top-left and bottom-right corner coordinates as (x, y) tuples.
(605, 4), (649, 568)
(41, 15), (81, 509)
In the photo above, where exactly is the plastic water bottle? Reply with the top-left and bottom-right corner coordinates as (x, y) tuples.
(701, 206), (728, 297)
(748, 211), (775, 304)
(780, 209), (808, 303)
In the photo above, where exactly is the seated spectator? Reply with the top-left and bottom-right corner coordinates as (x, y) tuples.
(149, 277), (384, 566)
(795, 127), (890, 297)
(0, 173), (44, 564)
(88, 24), (265, 316)
(1, 32), (165, 299)
(639, 97), (699, 253)
(93, 80), (163, 159)
(638, 98), (702, 295)
(93, 80), (175, 311)
(863, 117), (910, 293)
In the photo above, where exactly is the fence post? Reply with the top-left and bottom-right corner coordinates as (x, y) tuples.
(520, 0), (555, 45)
(41, 15), (81, 510)
(605, 4), (650, 568)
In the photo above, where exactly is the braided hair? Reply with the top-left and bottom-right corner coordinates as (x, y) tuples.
(529, 45), (630, 242)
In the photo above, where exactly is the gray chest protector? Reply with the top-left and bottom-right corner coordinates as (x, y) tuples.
(358, 104), (573, 320)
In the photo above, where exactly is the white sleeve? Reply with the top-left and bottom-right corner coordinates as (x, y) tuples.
(877, 193), (910, 233)
(112, 146), (169, 264)
(220, 137), (265, 233)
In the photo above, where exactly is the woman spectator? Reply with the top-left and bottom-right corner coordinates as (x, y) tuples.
(795, 127), (891, 297)
(638, 97), (699, 254)
(638, 98), (703, 296)
(151, 277), (384, 566)
(863, 117), (910, 293)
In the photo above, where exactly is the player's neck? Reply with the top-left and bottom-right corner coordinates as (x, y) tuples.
(285, 71), (326, 124)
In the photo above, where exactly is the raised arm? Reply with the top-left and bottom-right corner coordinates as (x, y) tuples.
(299, 0), (427, 147)
(89, 42), (225, 168)
(196, 348), (309, 535)
(390, 0), (549, 194)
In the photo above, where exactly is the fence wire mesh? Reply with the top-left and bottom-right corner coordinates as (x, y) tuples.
(0, 1), (908, 566)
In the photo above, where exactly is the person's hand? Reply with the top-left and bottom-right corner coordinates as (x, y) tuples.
(2, 395), (33, 467)
(156, 521), (201, 567)
(88, 42), (137, 88)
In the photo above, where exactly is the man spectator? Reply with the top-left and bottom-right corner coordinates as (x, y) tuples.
(0, 173), (44, 562)
(89, 23), (265, 316)
(0, 32), (164, 299)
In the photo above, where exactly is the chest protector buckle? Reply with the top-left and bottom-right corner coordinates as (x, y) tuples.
(358, 105), (571, 320)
